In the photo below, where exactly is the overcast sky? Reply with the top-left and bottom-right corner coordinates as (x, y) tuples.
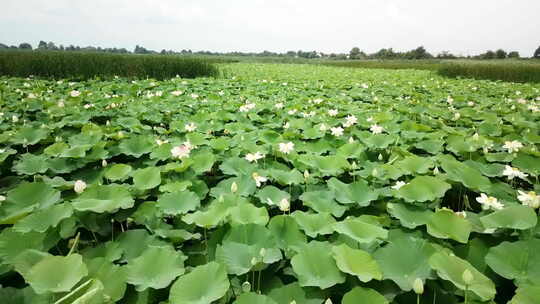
(2, 0), (539, 56)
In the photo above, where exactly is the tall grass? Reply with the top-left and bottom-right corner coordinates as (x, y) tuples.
(437, 62), (540, 83)
(0, 51), (219, 80)
(320, 60), (443, 71)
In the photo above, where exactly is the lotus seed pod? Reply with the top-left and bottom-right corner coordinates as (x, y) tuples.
(231, 182), (238, 193)
(413, 278), (424, 295)
(462, 269), (474, 285)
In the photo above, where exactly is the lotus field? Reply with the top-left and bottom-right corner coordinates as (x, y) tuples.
(1, 63), (540, 304)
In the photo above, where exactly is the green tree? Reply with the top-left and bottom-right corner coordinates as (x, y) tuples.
(18, 43), (32, 50)
(495, 49), (507, 59)
(507, 51), (520, 58)
(349, 47), (361, 59)
(534, 46), (540, 58)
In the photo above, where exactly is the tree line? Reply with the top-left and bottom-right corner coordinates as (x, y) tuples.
(1, 41), (539, 60)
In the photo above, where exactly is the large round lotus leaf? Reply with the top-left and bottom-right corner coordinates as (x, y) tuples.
(509, 285), (540, 304)
(219, 157), (255, 176)
(268, 215), (307, 252)
(342, 287), (389, 304)
(512, 153), (540, 176)
(310, 155), (349, 176)
(427, 209), (471, 243)
(396, 176), (451, 203)
(485, 239), (540, 284)
(256, 186), (290, 207)
(191, 151), (216, 174)
(157, 191), (201, 216)
(438, 155), (491, 191)
(104, 164), (132, 181)
(86, 257), (127, 302)
(387, 203), (433, 229)
(169, 262), (229, 304)
(13, 203), (73, 233)
(72, 184), (134, 213)
(53, 278), (105, 304)
(464, 160), (504, 177)
(1, 182), (61, 224)
(126, 246), (186, 291)
(480, 205), (538, 230)
(14, 251), (88, 294)
(331, 244), (382, 282)
(267, 169), (304, 186)
(361, 133), (395, 149)
(11, 127), (49, 146)
(132, 167), (161, 190)
(234, 292), (278, 304)
(299, 191), (346, 217)
(210, 176), (256, 198)
(183, 199), (232, 228)
(429, 251), (496, 301)
(118, 136), (153, 157)
(333, 217), (388, 244)
(373, 230), (436, 291)
(268, 282), (322, 304)
(327, 178), (378, 206)
(291, 211), (336, 238)
(291, 241), (345, 289)
(224, 224), (278, 248)
(0, 229), (46, 264)
(228, 203), (269, 226)
(216, 241), (257, 275)
(395, 155), (434, 175)
(116, 229), (169, 262)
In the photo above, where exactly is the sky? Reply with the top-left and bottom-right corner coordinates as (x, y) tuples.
(1, 0), (539, 57)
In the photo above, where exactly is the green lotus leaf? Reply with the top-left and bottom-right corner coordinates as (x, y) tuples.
(14, 251), (88, 294)
(327, 178), (378, 206)
(191, 151), (216, 174)
(361, 133), (396, 149)
(183, 198), (232, 228)
(116, 229), (169, 262)
(13, 203), (73, 233)
(480, 205), (538, 230)
(414, 139), (444, 154)
(210, 176), (256, 198)
(1, 182), (61, 224)
(291, 241), (345, 289)
(395, 155), (434, 175)
(118, 135), (153, 157)
(342, 287), (389, 304)
(485, 239), (540, 285)
(373, 230), (436, 291)
(300, 190), (346, 217)
(13, 153), (49, 175)
(11, 126), (49, 146)
(438, 155), (491, 191)
(127, 246), (186, 291)
(267, 168), (304, 186)
(256, 186), (290, 207)
(54, 278), (105, 304)
(509, 284), (540, 304)
(228, 203), (269, 226)
(157, 191), (201, 216)
(512, 153), (540, 176)
(219, 157), (255, 176)
(333, 217), (388, 244)
(132, 167), (161, 190)
(396, 176), (451, 203)
(427, 209), (472, 243)
(104, 164), (132, 181)
(86, 257), (127, 302)
(159, 180), (192, 193)
(464, 160), (504, 177)
(169, 261), (229, 304)
(0, 229), (46, 265)
(72, 184), (134, 213)
(268, 215), (307, 252)
(332, 244), (382, 282)
(310, 155), (349, 176)
(234, 292), (278, 304)
(267, 282), (322, 304)
(387, 202), (433, 229)
(429, 250), (496, 301)
(291, 211), (336, 238)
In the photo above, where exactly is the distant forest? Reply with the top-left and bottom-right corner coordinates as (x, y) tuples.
(1, 40), (539, 60)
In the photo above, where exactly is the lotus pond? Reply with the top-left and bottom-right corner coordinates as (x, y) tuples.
(0, 63), (539, 303)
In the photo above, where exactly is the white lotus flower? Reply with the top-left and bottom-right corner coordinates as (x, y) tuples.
(453, 112), (461, 120)
(343, 115), (357, 127)
(171, 144), (191, 159)
(245, 152), (265, 163)
(502, 165), (528, 180)
(370, 124), (384, 134)
(252, 172), (268, 187)
(517, 190), (540, 209)
(283, 122), (290, 129)
(171, 90), (183, 96)
(156, 139), (169, 146)
(279, 142), (294, 154)
(503, 140), (523, 153)
(70, 90), (81, 97)
(185, 122), (197, 132)
(287, 109), (297, 115)
(391, 181), (407, 190)
(330, 126), (344, 137)
(348, 137), (355, 143)
(218, 90), (224, 96)
(468, 101), (475, 106)
(190, 93), (199, 99)
(277, 198), (290, 212)
(0, 195), (6, 202)
(74, 180), (87, 194)
(12, 115), (18, 122)
(472, 133), (479, 140)
(476, 193), (503, 210)
(275, 102), (284, 109)
(328, 109), (338, 117)
(313, 98), (323, 104)
(456, 211), (467, 218)
(447, 96), (454, 104)
(319, 123), (327, 131)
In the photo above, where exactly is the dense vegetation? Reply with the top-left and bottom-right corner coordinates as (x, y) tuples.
(0, 51), (220, 80)
(438, 62), (540, 83)
(0, 63), (539, 303)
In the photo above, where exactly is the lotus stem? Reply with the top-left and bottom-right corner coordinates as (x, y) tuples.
(67, 232), (80, 256)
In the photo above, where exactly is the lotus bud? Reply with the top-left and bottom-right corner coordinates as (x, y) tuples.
(278, 198), (290, 212)
(433, 167), (440, 174)
(324, 299), (333, 304)
(348, 137), (354, 143)
(250, 257), (258, 266)
(241, 281), (251, 293)
(303, 170), (310, 180)
(259, 248), (266, 257)
(462, 269), (474, 285)
(74, 180), (87, 194)
(0, 195), (5, 202)
(351, 161), (357, 170)
(231, 182), (238, 193)
(378, 153), (383, 161)
(101, 159), (108, 167)
(290, 301), (297, 304)
(413, 278), (424, 295)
